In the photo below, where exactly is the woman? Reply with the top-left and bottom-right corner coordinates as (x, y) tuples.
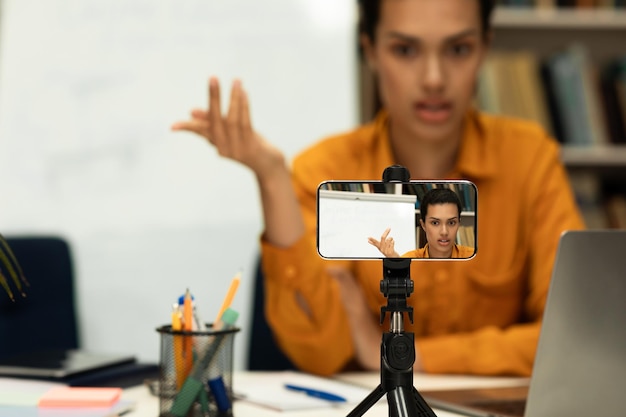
(369, 187), (476, 258)
(172, 0), (584, 376)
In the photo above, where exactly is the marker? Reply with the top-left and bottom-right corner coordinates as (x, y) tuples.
(284, 384), (347, 403)
(208, 375), (231, 413)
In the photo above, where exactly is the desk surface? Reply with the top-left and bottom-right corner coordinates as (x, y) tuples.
(122, 371), (528, 417)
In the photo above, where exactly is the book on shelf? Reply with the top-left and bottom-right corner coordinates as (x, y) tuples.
(545, 45), (609, 145)
(614, 58), (626, 141)
(569, 171), (608, 228)
(604, 193), (626, 228)
(600, 57), (626, 144)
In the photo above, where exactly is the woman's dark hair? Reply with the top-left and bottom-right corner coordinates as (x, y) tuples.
(419, 188), (463, 223)
(357, 0), (495, 42)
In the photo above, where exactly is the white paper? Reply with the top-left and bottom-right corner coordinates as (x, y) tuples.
(234, 371), (374, 411)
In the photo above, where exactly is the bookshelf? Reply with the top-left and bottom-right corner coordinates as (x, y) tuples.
(491, 6), (626, 227)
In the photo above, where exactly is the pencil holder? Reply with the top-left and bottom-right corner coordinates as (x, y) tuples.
(156, 323), (239, 417)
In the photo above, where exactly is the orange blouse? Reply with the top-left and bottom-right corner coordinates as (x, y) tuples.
(403, 244), (476, 259)
(261, 109), (585, 377)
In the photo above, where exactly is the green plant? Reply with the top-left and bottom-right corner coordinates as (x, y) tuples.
(0, 233), (28, 301)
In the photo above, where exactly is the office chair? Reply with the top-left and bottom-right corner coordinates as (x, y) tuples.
(247, 256), (295, 370)
(0, 236), (79, 359)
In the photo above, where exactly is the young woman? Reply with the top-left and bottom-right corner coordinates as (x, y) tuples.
(369, 187), (476, 259)
(172, 0), (584, 376)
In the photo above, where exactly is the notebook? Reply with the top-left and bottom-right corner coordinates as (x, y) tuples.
(0, 349), (135, 379)
(421, 230), (626, 417)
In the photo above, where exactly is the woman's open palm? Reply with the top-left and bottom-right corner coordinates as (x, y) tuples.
(172, 77), (285, 180)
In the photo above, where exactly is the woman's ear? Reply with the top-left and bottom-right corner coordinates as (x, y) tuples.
(419, 219), (425, 230)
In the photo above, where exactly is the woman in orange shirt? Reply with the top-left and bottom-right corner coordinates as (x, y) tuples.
(172, 0), (584, 376)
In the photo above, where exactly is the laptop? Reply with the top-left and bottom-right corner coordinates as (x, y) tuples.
(0, 349), (136, 379)
(421, 230), (626, 417)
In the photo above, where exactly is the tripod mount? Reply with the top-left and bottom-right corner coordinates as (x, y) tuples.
(347, 166), (437, 417)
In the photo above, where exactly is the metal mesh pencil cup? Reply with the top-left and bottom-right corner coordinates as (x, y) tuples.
(156, 324), (239, 417)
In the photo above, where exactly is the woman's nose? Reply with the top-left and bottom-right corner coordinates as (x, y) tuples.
(423, 55), (444, 92)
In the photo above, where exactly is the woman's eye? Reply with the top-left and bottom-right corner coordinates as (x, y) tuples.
(392, 44), (417, 58)
(449, 43), (472, 57)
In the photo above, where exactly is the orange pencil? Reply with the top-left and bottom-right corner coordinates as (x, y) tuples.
(215, 272), (241, 323)
(170, 304), (185, 389)
(182, 289), (194, 379)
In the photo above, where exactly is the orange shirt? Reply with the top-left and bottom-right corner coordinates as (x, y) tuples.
(403, 244), (476, 259)
(261, 109), (585, 376)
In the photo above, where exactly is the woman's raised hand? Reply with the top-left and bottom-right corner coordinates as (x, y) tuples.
(172, 77), (285, 181)
(367, 227), (400, 258)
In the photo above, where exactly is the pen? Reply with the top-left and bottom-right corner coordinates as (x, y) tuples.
(284, 384), (347, 403)
(177, 293), (206, 330)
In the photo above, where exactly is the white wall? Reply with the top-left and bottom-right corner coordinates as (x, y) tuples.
(0, 0), (358, 369)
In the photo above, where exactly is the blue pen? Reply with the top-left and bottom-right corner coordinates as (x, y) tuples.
(284, 384), (347, 403)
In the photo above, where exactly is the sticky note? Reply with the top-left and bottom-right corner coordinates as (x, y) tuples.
(38, 387), (122, 408)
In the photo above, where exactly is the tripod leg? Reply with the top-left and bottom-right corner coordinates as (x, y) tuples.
(386, 386), (438, 417)
(387, 385), (419, 417)
(346, 384), (386, 417)
(413, 387), (438, 417)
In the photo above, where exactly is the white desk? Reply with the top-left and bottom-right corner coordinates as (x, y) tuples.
(122, 371), (528, 417)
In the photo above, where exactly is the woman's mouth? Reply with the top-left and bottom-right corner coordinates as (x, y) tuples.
(437, 238), (451, 247)
(414, 101), (452, 124)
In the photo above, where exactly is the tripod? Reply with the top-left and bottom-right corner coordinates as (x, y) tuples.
(347, 258), (437, 417)
(348, 165), (437, 417)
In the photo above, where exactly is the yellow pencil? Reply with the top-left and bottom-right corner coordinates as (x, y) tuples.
(215, 272), (241, 323)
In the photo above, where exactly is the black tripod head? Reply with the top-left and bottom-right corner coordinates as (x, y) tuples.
(380, 258), (414, 324)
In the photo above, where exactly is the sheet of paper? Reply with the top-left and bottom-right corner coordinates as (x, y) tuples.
(234, 371), (374, 411)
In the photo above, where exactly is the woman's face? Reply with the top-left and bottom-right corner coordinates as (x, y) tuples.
(363, 0), (488, 144)
(420, 203), (460, 258)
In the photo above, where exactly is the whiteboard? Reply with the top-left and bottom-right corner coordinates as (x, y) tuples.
(0, 0), (358, 367)
(318, 190), (417, 258)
